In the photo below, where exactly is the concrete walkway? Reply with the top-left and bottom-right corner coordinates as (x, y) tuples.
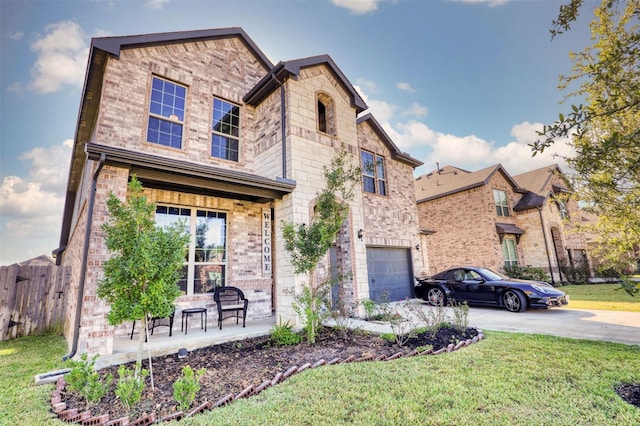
(96, 300), (639, 369)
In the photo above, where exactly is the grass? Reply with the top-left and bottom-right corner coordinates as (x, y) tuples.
(3, 332), (638, 425)
(561, 284), (640, 312)
(0, 334), (67, 425)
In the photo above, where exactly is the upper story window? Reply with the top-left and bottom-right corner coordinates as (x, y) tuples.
(556, 199), (569, 220)
(493, 189), (510, 217)
(317, 93), (336, 136)
(361, 150), (387, 196)
(147, 77), (186, 149)
(211, 98), (240, 162)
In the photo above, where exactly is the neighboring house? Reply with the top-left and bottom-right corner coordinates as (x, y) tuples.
(55, 28), (423, 358)
(415, 163), (591, 283)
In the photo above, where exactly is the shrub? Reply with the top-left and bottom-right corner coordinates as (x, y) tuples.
(268, 319), (301, 346)
(173, 365), (206, 411)
(115, 364), (148, 412)
(65, 353), (112, 406)
(406, 301), (448, 339)
(449, 300), (469, 333)
(504, 265), (551, 282)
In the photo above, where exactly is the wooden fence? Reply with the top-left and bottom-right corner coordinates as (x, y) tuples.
(0, 257), (69, 341)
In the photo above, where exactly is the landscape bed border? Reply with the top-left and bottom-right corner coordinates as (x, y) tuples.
(49, 331), (486, 425)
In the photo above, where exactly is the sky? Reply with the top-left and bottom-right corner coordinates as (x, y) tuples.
(0, 0), (596, 266)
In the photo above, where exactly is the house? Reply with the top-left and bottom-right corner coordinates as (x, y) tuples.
(55, 28), (423, 359)
(415, 163), (592, 283)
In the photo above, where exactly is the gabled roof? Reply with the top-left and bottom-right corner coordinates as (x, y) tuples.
(512, 163), (570, 195)
(69, 28), (273, 194)
(244, 54), (367, 113)
(92, 27), (273, 68)
(356, 114), (423, 168)
(415, 164), (524, 203)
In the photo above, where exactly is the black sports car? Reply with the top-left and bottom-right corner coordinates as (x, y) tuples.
(415, 266), (569, 312)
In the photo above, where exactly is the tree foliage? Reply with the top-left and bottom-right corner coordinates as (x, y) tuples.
(281, 149), (361, 342)
(532, 0), (640, 293)
(97, 175), (190, 378)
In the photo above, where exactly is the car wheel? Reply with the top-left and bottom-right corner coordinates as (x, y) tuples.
(427, 287), (447, 306)
(503, 289), (526, 312)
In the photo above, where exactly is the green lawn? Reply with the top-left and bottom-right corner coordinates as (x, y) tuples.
(0, 334), (67, 425)
(561, 283), (640, 312)
(2, 332), (639, 425)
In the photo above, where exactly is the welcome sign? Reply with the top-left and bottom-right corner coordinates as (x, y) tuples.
(262, 208), (272, 276)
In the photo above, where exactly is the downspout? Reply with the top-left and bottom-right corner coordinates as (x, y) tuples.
(271, 73), (287, 179)
(63, 153), (106, 361)
(538, 206), (556, 285)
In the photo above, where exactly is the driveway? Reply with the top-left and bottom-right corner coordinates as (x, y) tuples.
(465, 305), (640, 345)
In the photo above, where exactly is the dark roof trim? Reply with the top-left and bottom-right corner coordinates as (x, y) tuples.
(495, 223), (525, 235)
(244, 55), (367, 113)
(356, 113), (423, 168)
(84, 143), (296, 200)
(92, 27), (273, 70)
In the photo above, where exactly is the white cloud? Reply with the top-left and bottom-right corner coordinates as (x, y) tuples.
(8, 31), (24, 40)
(402, 102), (428, 118)
(396, 82), (415, 93)
(355, 78), (378, 94)
(331, 0), (382, 15)
(146, 0), (170, 10)
(449, 0), (509, 7)
(0, 141), (72, 265)
(30, 21), (88, 93)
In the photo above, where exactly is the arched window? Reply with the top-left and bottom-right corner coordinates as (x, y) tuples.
(317, 93), (336, 136)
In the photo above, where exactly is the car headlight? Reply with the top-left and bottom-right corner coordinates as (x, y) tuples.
(531, 285), (550, 294)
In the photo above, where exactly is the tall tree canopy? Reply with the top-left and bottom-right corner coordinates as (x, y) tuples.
(532, 0), (640, 282)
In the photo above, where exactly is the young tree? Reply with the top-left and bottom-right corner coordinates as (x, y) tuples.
(532, 0), (640, 294)
(282, 149), (360, 343)
(97, 175), (190, 386)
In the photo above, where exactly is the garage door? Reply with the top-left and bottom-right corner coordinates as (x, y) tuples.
(366, 247), (413, 302)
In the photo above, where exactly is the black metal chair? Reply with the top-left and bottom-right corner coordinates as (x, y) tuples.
(213, 286), (248, 329)
(130, 307), (175, 341)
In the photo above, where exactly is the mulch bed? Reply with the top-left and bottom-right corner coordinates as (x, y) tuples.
(51, 326), (482, 423)
(50, 325), (639, 424)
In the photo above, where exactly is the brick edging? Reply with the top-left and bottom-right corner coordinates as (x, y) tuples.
(52, 332), (485, 424)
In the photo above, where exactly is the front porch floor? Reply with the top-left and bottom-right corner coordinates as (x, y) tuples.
(96, 316), (276, 369)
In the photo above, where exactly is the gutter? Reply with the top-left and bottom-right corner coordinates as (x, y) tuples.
(63, 153), (106, 361)
(538, 206), (556, 286)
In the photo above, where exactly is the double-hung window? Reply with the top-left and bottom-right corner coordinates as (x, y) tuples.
(147, 77), (186, 149)
(211, 98), (240, 161)
(493, 189), (510, 217)
(155, 206), (227, 295)
(361, 150), (387, 196)
(501, 237), (518, 268)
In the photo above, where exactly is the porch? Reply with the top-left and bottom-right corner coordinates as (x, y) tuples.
(96, 316), (276, 370)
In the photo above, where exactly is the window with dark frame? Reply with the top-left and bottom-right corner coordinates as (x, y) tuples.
(155, 206), (228, 295)
(493, 189), (510, 217)
(211, 97), (240, 161)
(361, 150), (387, 196)
(147, 77), (186, 149)
(501, 237), (518, 267)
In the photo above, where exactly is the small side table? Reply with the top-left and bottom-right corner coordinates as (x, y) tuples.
(181, 308), (207, 335)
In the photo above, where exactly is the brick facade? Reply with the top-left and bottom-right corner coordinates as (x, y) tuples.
(58, 29), (423, 358)
(416, 164), (593, 283)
